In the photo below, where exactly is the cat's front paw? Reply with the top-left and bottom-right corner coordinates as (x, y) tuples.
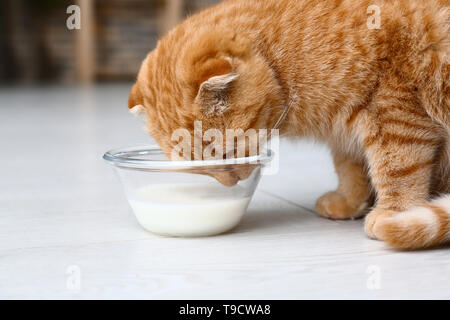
(315, 191), (368, 220)
(364, 208), (396, 240)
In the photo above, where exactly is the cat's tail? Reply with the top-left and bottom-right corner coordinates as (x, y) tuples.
(376, 195), (450, 249)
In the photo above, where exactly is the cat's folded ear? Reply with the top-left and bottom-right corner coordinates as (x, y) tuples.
(128, 83), (145, 116)
(195, 59), (239, 118)
(193, 58), (239, 118)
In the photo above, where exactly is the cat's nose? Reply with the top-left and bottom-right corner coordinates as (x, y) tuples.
(208, 171), (240, 187)
(207, 167), (255, 187)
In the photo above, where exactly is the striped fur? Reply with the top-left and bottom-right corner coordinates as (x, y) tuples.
(129, 0), (449, 249)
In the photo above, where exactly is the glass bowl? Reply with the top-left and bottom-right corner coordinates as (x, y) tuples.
(103, 146), (273, 237)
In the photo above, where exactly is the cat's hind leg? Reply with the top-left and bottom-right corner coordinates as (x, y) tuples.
(315, 150), (372, 220)
(350, 75), (443, 247)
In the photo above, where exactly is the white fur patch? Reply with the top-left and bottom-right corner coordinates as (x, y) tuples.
(431, 195), (450, 240)
(432, 194), (450, 210)
(130, 104), (145, 117)
(389, 206), (440, 243)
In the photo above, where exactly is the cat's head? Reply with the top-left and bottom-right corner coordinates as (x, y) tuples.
(128, 27), (284, 183)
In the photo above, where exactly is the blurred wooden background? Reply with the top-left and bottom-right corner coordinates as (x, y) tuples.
(0, 0), (220, 85)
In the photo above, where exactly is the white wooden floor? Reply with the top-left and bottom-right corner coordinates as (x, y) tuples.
(0, 84), (449, 300)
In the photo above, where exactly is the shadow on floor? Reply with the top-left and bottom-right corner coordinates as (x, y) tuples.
(230, 206), (320, 235)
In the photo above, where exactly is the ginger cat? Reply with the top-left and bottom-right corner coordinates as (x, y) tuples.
(128, 0), (449, 249)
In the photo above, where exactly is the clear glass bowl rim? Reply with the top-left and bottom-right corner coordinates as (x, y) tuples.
(103, 145), (274, 170)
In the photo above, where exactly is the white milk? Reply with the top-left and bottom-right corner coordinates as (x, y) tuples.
(127, 183), (251, 237)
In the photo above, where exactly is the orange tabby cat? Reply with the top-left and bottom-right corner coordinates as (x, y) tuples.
(128, 0), (449, 249)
